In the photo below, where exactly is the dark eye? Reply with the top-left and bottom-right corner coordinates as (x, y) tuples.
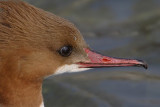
(58, 46), (72, 57)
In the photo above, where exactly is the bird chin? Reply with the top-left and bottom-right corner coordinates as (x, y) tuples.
(54, 64), (91, 75)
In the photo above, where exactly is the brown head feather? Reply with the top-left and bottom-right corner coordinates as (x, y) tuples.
(0, 0), (86, 50)
(0, 1), (88, 106)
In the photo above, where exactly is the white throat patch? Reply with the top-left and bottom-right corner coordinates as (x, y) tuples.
(54, 64), (91, 75)
(40, 102), (44, 107)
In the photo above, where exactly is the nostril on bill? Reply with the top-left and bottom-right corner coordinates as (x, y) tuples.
(102, 58), (110, 62)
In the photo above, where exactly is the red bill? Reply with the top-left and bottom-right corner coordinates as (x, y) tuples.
(78, 48), (148, 69)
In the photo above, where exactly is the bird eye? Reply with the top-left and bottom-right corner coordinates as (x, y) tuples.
(58, 46), (72, 57)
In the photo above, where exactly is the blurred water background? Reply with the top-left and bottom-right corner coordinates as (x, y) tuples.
(25, 0), (160, 107)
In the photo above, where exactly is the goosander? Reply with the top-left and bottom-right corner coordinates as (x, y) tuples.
(0, 1), (147, 107)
